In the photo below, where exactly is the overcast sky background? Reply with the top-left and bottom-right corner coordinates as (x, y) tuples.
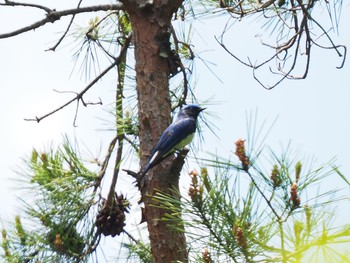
(1, 1), (350, 261)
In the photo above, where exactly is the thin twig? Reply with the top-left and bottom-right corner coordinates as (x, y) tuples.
(52, 89), (102, 126)
(94, 136), (118, 191)
(246, 169), (280, 220)
(46, 0), (83, 51)
(123, 229), (140, 244)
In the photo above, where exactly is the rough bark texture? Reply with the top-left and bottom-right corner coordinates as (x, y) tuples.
(121, 0), (188, 262)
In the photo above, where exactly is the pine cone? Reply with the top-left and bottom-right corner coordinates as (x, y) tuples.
(95, 194), (130, 237)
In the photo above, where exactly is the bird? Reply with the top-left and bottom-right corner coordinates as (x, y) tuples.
(139, 104), (205, 179)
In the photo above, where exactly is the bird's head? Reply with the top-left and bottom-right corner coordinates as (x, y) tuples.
(179, 104), (205, 119)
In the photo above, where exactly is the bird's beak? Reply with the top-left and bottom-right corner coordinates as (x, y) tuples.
(199, 107), (206, 112)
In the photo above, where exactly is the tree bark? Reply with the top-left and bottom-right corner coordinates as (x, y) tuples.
(120, 1), (188, 262)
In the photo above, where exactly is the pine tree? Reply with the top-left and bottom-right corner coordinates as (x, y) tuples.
(0, 0), (349, 262)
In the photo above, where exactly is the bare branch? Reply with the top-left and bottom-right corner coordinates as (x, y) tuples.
(1, 0), (52, 12)
(0, 3), (124, 39)
(24, 34), (131, 123)
(312, 41), (347, 69)
(309, 14), (346, 58)
(218, 0), (345, 89)
(24, 60), (117, 123)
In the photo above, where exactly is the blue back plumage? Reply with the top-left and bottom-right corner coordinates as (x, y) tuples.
(141, 104), (204, 178)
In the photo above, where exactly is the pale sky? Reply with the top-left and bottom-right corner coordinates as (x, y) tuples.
(1, 1), (350, 261)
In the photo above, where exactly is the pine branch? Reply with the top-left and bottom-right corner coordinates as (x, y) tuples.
(0, 3), (124, 39)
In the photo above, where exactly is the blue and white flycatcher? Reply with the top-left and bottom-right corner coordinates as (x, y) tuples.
(140, 104), (205, 179)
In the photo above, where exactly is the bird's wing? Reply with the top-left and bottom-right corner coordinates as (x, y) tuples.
(146, 118), (196, 171)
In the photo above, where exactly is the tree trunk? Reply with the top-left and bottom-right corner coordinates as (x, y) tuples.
(121, 1), (188, 262)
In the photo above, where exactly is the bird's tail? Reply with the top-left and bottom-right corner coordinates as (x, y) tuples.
(138, 163), (151, 182)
